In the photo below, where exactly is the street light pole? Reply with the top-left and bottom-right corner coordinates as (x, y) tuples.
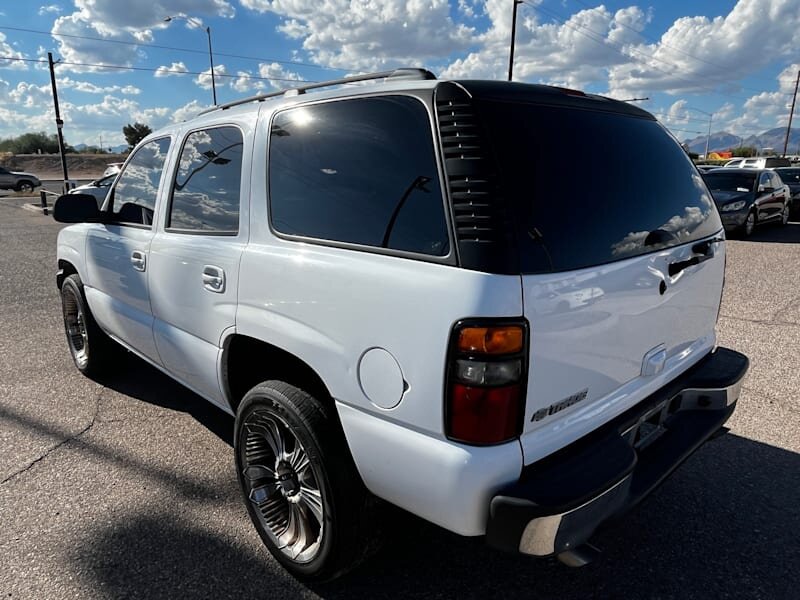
(508, 0), (522, 81)
(164, 15), (217, 105)
(782, 69), (799, 157)
(205, 26), (217, 105)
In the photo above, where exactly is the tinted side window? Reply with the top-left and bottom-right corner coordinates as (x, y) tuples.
(111, 138), (171, 227)
(168, 127), (243, 233)
(476, 101), (722, 273)
(269, 96), (449, 256)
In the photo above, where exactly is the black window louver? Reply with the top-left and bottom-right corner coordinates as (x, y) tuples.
(434, 82), (517, 274)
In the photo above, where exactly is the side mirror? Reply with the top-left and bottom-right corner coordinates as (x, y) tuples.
(53, 193), (103, 223)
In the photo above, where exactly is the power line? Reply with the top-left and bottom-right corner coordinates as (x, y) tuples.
(0, 25), (342, 72)
(568, 0), (790, 95)
(0, 55), (317, 83)
(520, 1), (777, 103)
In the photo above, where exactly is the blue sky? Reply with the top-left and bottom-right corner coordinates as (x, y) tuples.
(0, 0), (798, 147)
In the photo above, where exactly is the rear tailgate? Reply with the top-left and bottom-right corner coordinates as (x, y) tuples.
(520, 238), (724, 464)
(468, 91), (725, 465)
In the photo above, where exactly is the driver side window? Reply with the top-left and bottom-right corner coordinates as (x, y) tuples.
(110, 137), (171, 227)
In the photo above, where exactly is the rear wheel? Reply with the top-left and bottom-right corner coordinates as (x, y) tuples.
(234, 381), (381, 582)
(781, 203), (790, 226)
(16, 180), (34, 194)
(60, 274), (116, 376)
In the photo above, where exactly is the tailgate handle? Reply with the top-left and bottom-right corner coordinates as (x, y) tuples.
(668, 237), (723, 277)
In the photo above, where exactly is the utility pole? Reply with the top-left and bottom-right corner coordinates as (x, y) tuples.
(47, 52), (69, 191)
(782, 69), (799, 157)
(507, 0), (522, 81)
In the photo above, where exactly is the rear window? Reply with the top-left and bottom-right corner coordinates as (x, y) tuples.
(703, 172), (756, 192)
(476, 101), (722, 273)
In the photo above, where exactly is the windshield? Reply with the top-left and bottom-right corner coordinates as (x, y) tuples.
(703, 172), (756, 192)
(475, 100), (722, 273)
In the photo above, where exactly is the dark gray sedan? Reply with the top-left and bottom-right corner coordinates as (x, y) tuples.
(703, 168), (790, 237)
(774, 167), (800, 217)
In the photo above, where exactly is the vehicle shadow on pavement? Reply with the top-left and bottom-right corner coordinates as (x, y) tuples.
(70, 354), (799, 599)
(740, 221), (800, 243)
(89, 350), (235, 446)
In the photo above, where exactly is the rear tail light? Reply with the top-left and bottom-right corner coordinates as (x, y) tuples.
(445, 320), (528, 445)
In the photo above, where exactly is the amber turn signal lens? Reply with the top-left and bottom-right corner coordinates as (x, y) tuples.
(457, 325), (524, 355)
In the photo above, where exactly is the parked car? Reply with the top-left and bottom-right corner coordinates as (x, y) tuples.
(774, 167), (800, 218)
(725, 156), (791, 169)
(703, 168), (791, 236)
(723, 158), (744, 168)
(103, 162), (124, 177)
(53, 70), (748, 582)
(0, 165), (41, 193)
(695, 164), (720, 173)
(67, 173), (116, 207)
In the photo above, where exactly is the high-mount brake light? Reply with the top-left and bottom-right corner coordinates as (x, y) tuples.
(446, 320), (528, 445)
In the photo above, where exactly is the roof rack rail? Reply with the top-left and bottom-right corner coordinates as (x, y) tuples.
(198, 68), (437, 115)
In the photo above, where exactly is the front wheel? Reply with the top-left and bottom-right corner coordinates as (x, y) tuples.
(234, 381), (381, 582)
(741, 210), (756, 238)
(60, 274), (116, 376)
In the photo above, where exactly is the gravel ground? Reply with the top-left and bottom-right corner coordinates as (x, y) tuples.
(1, 197), (798, 599)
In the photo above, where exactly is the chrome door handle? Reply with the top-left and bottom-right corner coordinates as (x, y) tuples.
(131, 250), (146, 272)
(202, 265), (225, 293)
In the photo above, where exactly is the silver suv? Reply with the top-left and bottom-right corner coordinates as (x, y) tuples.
(0, 166), (41, 193)
(53, 69), (748, 582)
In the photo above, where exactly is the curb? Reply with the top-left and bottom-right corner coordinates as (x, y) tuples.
(22, 202), (50, 216)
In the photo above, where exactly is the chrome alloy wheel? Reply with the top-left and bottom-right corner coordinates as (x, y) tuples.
(62, 287), (89, 368)
(241, 412), (324, 563)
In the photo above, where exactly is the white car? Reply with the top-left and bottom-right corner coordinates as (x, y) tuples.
(67, 173), (116, 206)
(53, 69), (748, 582)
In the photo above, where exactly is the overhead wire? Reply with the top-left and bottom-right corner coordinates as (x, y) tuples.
(567, 0), (791, 95)
(0, 55), (317, 83)
(0, 25), (343, 72)
(519, 0), (777, 103)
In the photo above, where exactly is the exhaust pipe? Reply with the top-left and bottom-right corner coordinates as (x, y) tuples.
(557, 543), (601, 567)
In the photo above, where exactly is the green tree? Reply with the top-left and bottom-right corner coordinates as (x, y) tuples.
(730, 146), (757, 157)
(0, 131), (66, 154)
(122, 122), (152, 149)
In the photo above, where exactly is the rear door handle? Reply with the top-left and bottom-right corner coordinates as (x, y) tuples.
(131, 250), (146, 272)
(202, 265), (225, 293)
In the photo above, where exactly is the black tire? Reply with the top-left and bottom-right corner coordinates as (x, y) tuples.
(234, 381), (381, 582)
(780, 203), (790, 226)
(60, 274), (117, 376)
(16, 180), (34, 194)
(739, 210), (756, 238)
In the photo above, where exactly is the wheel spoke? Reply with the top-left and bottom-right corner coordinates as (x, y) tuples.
(300, 485), (324, 525)
(289, 445), (310, 475)
(243, 464), (275, 482)
(263, 418), (286, 458)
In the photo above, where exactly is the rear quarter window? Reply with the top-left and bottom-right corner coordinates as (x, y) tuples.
(476, 101), (722, 273)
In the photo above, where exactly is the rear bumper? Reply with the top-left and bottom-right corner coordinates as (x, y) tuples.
(485, 346), (748, 558)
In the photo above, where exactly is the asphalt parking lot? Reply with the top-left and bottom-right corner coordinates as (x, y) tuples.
(1, 196), (798, 599)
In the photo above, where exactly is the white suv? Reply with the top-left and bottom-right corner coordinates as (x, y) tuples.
(54, 69), (748, 581)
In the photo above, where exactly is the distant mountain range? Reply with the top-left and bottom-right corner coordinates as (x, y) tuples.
(683, 127), (800, 155)
(73, 143), (128, 153)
